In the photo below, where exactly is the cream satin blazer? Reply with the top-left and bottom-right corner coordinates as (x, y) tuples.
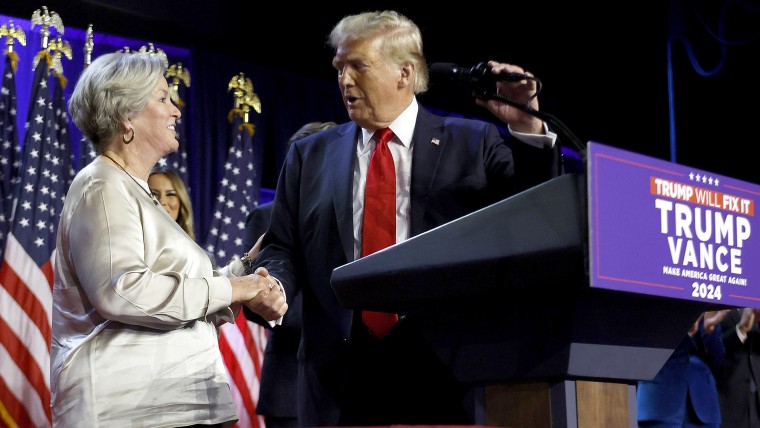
(51, 158), (237, 428)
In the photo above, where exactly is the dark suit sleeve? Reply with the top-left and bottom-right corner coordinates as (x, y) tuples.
(244, 202), (273, 249)
(696, 322), (725, 372)
(507, 129), (561, 190)
(720, 309), (745, 355)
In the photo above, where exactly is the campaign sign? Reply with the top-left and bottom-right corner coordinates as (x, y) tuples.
(588, 141), (759, 307)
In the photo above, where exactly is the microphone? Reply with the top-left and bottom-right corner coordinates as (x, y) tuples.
(428, 62), (529, 89)
(428, 61), (587, 156)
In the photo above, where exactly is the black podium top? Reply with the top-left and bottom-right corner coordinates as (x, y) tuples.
(331, 174), (706, 383)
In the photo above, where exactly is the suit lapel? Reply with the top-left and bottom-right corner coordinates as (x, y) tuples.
(329, 109), (447, 252)
(330, 123), (360, 262)
(409, 108), (446, 236)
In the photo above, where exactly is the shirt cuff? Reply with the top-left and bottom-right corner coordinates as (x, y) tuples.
(508, 122), (557, 149)
(268, 276), (285, 327)
(218, 258), (246, 277)
(207, 274), (235, 323)
(736, 324), (748, 343)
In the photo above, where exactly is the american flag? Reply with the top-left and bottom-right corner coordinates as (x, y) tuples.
(0, 51), (64, 428)
(77, 134), (95, 170)
(205, 88), (265, 428)
(52, 70), (75, 194)
(1, 51), (22, 263)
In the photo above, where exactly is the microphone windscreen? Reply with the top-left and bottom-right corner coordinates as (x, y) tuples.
(428, 63), (459, 82)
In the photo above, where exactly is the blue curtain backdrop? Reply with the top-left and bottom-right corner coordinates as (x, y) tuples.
(0, 12), (348, 242)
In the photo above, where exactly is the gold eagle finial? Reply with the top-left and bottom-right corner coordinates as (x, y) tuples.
(227, 72), (247, 109)
(0, 20), (27, 55)
(227, 72), (262, 113)
(31, 6), (64, 49)
(47, 35), (72, 77)
(227, 72), (262, 132)
(0, 21), (26, 72)
(166, 62), (191, 109)
(242, 84), (262, 115)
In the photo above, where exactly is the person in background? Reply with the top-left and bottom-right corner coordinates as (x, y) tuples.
(148, 166), (197, 240)
(50, 51), (287, 427)
(637, 310), (729, 428)
(715, 307), (760, 428)
(149, 166), (218, 267)
(244, 121), (337, 428)
(253, 10), (560, 426)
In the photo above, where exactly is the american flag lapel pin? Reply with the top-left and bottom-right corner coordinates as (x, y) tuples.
(431, 138), (440, 145)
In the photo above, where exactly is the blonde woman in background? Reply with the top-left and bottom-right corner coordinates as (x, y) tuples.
(148, 166), (219, 268)
(148, 166), (197, 239)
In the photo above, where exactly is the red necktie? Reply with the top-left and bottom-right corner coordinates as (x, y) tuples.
(361, 127), (399, 339)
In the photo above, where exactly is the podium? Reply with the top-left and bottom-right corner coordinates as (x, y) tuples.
(331, 173), (707, 427)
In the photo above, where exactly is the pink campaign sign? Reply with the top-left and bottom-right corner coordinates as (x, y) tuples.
(587, 141), (759, 307)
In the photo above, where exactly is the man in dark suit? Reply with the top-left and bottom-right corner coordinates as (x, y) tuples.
(716, 308), (760, 428)
(637, 311), (728, 427)
(243, 122), (336, 428)
(254, 10), (560, 426)
(243, 202), (294, 426)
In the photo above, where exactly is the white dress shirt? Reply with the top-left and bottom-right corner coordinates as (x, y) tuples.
(351, 97), (556, 259)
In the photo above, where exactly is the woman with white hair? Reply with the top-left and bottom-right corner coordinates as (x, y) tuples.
(51, 51), (287, 427)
